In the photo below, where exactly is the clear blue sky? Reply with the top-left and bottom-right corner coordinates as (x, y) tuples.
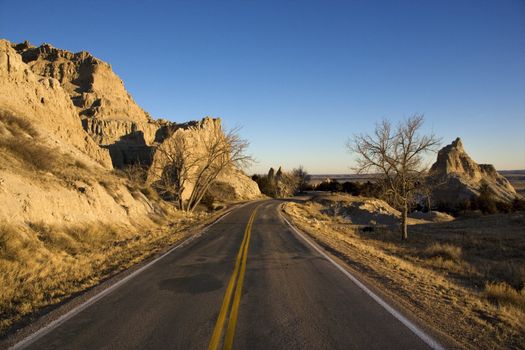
(1, 0), (524, 173)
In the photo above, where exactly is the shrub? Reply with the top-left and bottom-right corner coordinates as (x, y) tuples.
(74, 160), (89, 170)
(316, 180), (342, 193)
(484, 282), (525, 312)
(512, 198), (525, 212)
(140, 186), (160, 201)
(423, 243), (462, 262)
(0, 111), (38, 138)
(121, 163), (148, 186)
(0, 138), (58, 171)
(253, 174), (277, 197)
(201, 192), (215, 211)
(342, 181), (361, 195)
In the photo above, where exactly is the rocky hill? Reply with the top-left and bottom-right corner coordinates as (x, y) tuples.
(0, 39), (259, 225)
(428, 138), (519, 205)
(0, 39), (160, 226)
(6, 40), (259, 197)
(15, 41), (151, 123)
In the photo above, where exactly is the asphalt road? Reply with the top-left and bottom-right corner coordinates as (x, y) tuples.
(18, 200), (436, 350)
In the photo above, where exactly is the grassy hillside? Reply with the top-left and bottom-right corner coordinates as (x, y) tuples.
(0, 111), (209, 336)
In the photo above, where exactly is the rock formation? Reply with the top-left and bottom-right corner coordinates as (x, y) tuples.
(0, 39), (156, 225)
(1, 39), (259, 217)
(13, 41), (168, 167)
(148, 117), (260, 201)
(15, 41), (151, 123)
(0, 40), (111, 167)
(428, 138), (519, 205)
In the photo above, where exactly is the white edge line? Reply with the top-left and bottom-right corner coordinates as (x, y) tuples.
(279, 207), (445, 350)
(9, 202), (250, 350)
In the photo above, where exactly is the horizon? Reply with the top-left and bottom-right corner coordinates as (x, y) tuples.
(1, 0), (524, 173)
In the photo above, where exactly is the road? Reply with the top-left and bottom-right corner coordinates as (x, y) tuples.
(16, 200), (438, 350)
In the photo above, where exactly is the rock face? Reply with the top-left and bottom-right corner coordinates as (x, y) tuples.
(428, 138), (519, 205)
(15, 41), (150, 123)
(149, 118), (260, 201)
(0, 40), (112, 167)
(2, 39), (259, 203)
(0, 39), (158, 226)
(14, 41), (165, 167)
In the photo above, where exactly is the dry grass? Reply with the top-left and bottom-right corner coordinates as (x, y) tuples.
(0, 111), (64, 173)
(284, 198), (525, 349)
(0, 111), (38, 138)
(484, 283), (525, 312)
(423, 242), (462, 262)
(0, 210), (208, 337)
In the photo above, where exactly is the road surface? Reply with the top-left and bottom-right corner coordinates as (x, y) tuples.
(16, 200), (438, 350)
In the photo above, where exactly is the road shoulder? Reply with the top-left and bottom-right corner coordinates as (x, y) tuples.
(279, 202), (463, 350)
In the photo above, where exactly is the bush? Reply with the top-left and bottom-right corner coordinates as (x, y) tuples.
(0, 138), (58, 172)
(140, 186), (159, 201)
(484, 282), (525, 312)
(423, 243), (462, 262)
(252, 174), (277, 197)
(474, 196), (498, 215)
(342, 181), (361, 195)
(512, 198), (525, 211)
(0, 112), (61, 172)
(201, 192), (215, 211)
(495, 201), (513, 213)
(316, 180), (342, 192)
(0, 111), (38, 138)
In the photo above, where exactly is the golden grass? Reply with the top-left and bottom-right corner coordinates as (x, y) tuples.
(0, 210), (206, 336)
(485, 283), (525, 312)
(423, 242), (462, 262)
(284, 199), (525, 349)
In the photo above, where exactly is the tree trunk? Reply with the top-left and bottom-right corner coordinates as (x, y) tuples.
(401, 201), (408, 240)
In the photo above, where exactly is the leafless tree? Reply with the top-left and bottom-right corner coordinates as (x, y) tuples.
(154, 133), (194, 210)
(348, 114), (441, 240)
(121, 162), (148, 187)
(293, 165), (311, 193)
(154, 127), (253, 212)
(272, 171), (297, 197)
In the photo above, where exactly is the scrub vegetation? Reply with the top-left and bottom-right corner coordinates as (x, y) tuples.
(0, 212), (207, 335)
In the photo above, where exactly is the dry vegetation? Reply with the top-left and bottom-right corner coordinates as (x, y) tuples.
(0, 211), (208, 336)
(0, 111), (215, 336)
(284, 196), (525, 349)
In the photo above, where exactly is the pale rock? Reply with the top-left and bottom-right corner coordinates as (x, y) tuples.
(428, 138), (519, 205)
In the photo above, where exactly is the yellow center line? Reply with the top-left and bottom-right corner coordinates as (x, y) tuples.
(223, 207), (255, 350)
(208, 205), (259, 350)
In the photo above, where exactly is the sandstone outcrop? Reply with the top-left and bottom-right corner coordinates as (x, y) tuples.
(0, 39), (112, 167)
(15, 41), (151, 123)
(428, 138), (519, 205)
(2, 39), (260, 208)
(14, 41), (164, 167)
(0, 38), (162, 226)
(148, 117), (260, 201)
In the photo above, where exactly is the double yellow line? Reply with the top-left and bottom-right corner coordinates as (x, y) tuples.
(208, 205), (259, 350)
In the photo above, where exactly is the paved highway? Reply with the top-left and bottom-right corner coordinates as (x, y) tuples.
(15, 200), (439, 350)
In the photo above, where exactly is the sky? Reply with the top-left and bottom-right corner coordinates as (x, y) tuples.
(1, 0), (524, 174)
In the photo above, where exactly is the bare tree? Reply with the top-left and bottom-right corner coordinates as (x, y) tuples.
(293, 165), (311, 193)
(276, 171), (299, 197)
(121, 162), (148, 187)
(348, 114), (441, 240)
(154, 133), (197, 210)
(154, 126), (253, 212)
